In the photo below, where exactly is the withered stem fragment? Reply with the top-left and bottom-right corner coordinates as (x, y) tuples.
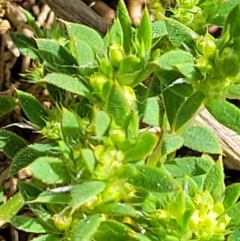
(43, 0), (110, 35)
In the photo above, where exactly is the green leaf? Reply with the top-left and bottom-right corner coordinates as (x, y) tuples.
(137, 8), (152, 54)
(165, 157), (214, 178)
(128, 165), (180, 192)
(163, 82), (193, 127)
(29, 191), (71, 204)
(10, 143), (59, 174)
(181, 124), (222, 154)
(36, 38), (77, 67)
(10, 216), (47, 233)
(108, 18), (124, 45)
(152, 20), (167, 39)
(125, 132), (158, 161)
(165, 18), (197, 48)
(205, 99), (240, 134)
(116, 55), (142, 86)
(175, 91), (205, 131)
(71, 181), (106, 209)
(95, 110), (111, 139)
(18, 181), (42, 200)
(106, 82), (131, 126)
(21, 8), (43, 37)
(71, 214), (102, 241)
(44, 73), (91, 97)
(0, 96), (17, 117)
(96, 203), (137, 217)
(72, 39), (95, 75)
(66, 22), (104, 53)
(117, 0), (132, 53)
(81, 149), (95, 173)
(17, 90), (48, 127)
(95, 220), (151, 241)
(228, 225), (240, 241)
(224, 3), (240, 38)
(156, 49), (194, 72)
(0, 192), (25, 226)
(0, 129), (27, 159)
(125, 110), (139, 140)
(223, 183), (240, 209)
(10, 33), (38, 59)
(161, 134), (184, 156)
(61, 107), (82, 144)
(226, 202), (240, 227)
(203, 159), (225, 202)
(138, 97), (163, 126)
(31, 234), (61, 241)
(210, 0), (240, 26)
(226, 84), (240, 99)
(28, 157), (70, 184)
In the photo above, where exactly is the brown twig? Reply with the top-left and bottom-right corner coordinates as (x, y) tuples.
(43, 0), (110, 35)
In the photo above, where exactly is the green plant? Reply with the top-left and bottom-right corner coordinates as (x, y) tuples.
(1, 0), (240, 240)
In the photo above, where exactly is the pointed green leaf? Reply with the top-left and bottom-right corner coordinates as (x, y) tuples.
(22, 8), (43, 37)
(108, 18), (124, 45)
(0, 129), (27, 159)
(44, 73), (91, 97)
(0, 192), (25, 226)
(181, 124), (221, 154)
(163, 82), (193, 127)
(17, 90), (48, 127)
(223, 183), (240, 209)
(138, 97), (163, 126)
(128, 165), (180, 192)
(18, 181), (42, 200)
(36, 39), (77, 67)
(137, 8), (152, 54)
(210, 0), (240, 26)
(226, 84), (240, 99)
(10, 143), (59, 174)
(28, 157), (70, 184)
(81, 149), (96, 173)
(96, 203), (137, 217)
(10, 33), (38, 59)
(125, 110), (139, 140)
(95, 110), (111, 138)
(228, 225), (240, 241)
(29, 191), (71, 204)
(0, 96), (17, 117)
(61, 107), (82, 144)
(66, 22), (104, 52)
(71, 214), (102, 241)
(10, 216), (47, 233)
(165, 18), (197, 47)
(71, 181), (106, 209)
(203, 159), (225, 201)
(125, 132), (158, 161)
(117, 0), (132, 53)
(151, 20), (167, 39)
(224, 3), (240, 38)
(165, 157), (214, 178)
(106, 82), (131, 126)
(161, 134), (184, 156)
(225, 202), (240, 227)
(95, 220), (151, 241)
(175, 91), (204, 131)
(72, 39), (95, 75)
(156, 49), (194, 71)
(205, 99), (240, 134)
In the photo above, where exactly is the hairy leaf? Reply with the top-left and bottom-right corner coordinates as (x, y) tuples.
(0, 129), (27, 159)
